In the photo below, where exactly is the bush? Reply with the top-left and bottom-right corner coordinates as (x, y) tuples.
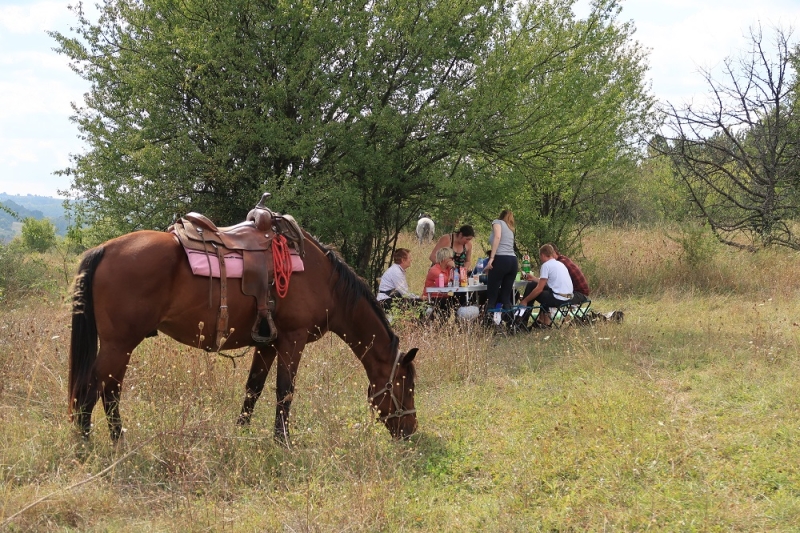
(20, 217), (57, 253)
(669, 222), (718, 270)
(0, 241), (61, 303)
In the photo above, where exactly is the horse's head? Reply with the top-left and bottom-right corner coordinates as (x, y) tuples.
(369, 347), (418, 439)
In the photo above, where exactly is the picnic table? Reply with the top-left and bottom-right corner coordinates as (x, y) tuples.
(425, 280), (529, 304)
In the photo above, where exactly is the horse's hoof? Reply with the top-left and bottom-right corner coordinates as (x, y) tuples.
(111, 430), (126, 448)
(273, 431), (291, 448)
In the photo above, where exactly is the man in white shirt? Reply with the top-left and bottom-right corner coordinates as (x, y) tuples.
(519, 243), (573, 326)
(377, 248), (419, 310)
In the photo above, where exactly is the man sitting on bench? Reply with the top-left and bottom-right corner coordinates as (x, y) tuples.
(519, 244), (573, 327)
(554, 245), (590, 304)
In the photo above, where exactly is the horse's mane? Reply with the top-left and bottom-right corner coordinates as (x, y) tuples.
(307, 234), (399, 350)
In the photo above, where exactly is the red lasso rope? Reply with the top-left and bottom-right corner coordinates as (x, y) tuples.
(272, 235), (292, 298)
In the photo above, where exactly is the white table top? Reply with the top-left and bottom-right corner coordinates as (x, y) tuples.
(425, 280), (528, 294)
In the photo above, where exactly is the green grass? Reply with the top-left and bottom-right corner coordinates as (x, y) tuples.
(1, 228), (799, 531)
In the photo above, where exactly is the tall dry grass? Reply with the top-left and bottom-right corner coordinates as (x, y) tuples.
(0, 226), (798, 530)
(583, 225), (800, 299)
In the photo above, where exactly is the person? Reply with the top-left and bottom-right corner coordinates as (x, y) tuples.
(377, 248), (419, 310)
(520, 245), (591, 303)
(429, 225), (475, 272)
(423, 247), (457, 317)
(519, 244), (573, 326)
(483, 210), (518, 317)
(555, 246), (590, 303)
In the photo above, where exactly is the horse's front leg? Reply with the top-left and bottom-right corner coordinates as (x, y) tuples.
(237, 345), (277, 426)
(273, 332), (307, 446)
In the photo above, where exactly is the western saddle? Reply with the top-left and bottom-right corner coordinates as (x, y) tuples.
(169, 192), (305, 349)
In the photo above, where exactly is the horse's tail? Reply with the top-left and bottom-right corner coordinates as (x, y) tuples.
(68, 246), (105, 420)
(425, 220), (435, 241)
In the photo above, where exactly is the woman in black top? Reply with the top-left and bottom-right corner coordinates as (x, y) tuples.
(428, 225), (475, 271)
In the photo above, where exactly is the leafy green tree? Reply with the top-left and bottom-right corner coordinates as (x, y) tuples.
(20, 218), (57, 253)
(433, 0), (655, 254)
(53, 0), (654, 280)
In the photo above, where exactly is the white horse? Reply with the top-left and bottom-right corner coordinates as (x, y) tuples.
(416, 216), (435, 245)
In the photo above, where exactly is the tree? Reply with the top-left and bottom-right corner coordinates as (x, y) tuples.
(486, 0), (654, 253)
(20, 218), (57, 253)
(53, 0), (654, 280)
(394, 0), (655, 255)
(659, 26), (799, 250)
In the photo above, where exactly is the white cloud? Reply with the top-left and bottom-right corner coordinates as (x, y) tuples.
(612, 0), (800, 106)
(0, 136), (76, 196)
(0, 2), (76, 35)
(0, 2), (89, 196)
(0, 49), (76, 71)
(0, 75), (84, 119)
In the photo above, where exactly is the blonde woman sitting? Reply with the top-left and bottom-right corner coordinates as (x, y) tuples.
(423, 246), (457, 318)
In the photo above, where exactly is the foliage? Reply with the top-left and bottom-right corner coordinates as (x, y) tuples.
(589, 145), (691, 226)
(20, 217), (57, 253)
(494, 0), (655, 255)
(52, 0), (654, 281)
(659, 25), (800, 251)
(668, 222), (719, 270)
(0, 241), (62, 303)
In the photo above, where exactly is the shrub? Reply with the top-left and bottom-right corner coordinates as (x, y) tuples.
(669, 222), (719, 270)
(0, 241), (61, 303)
(20, 217), (57, 253)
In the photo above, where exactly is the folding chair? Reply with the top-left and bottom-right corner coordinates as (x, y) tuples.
(487, 305), (540, 335)
(548, 297), (592, 328)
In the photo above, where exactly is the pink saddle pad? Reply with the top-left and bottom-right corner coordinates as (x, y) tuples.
(184, 248), (304, 278)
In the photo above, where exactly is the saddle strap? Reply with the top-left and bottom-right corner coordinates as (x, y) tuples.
(214, 244), (230, 349)
(200, 228), (213, 309)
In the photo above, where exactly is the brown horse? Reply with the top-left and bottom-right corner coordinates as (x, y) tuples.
(69, 230), (418, 443)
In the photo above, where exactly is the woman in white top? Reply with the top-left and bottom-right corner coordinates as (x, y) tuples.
(483, 209), (518, 315)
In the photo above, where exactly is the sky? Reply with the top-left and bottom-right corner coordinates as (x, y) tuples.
(0, 0), (799, 198)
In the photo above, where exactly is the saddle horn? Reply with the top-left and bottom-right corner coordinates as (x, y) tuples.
(255, 192), (272, 210)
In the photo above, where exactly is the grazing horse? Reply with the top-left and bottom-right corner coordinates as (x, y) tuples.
(69, 230), (418, 443)
(416, 216), (435, 245)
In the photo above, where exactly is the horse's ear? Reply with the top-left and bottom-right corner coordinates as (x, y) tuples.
(402, 348), (418, 365)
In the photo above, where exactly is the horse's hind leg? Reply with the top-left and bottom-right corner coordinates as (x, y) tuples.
(73, 376), (99, 440)
(95, 341), (137, 442)
(237, 346), (277, 426)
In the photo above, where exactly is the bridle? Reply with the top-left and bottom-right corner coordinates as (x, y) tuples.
(368, 349), (416, 422)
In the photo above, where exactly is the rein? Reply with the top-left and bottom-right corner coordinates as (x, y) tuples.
(368, 348), (416, 422)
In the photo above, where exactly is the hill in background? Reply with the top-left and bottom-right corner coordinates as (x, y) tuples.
(0, 193), (69, 242)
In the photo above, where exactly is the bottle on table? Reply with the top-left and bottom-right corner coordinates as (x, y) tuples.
(521, 254), (531, 274)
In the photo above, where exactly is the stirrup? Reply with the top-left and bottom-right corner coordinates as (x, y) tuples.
(251, 312), (278, 345)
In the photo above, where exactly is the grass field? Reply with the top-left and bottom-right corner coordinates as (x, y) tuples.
(1, 227), (799, 531)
